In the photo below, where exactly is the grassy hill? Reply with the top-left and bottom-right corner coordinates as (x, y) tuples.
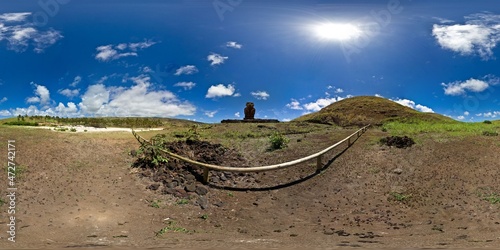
(294, 96), (455, 126)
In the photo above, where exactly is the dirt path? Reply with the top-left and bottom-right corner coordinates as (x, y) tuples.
(1, 126), (499, 249)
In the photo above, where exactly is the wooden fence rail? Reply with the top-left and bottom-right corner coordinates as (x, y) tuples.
(133, 125), (370, 184)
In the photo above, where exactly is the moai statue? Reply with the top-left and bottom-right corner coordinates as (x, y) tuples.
(244, 102), (255, 120)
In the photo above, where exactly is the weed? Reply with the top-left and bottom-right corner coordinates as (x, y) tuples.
(151, 200), (161, 208)
(0, 198), (5, 206)
(70, 128), (77, 132)
(176, 199), (189, 205)
(155, 221), (190, 236)
(227, 192), (234, 197)
(84, 129), (88, 132)
(200, 214), (208, 220)
(477, 188), (500, 204)
(268, 131), (290, 150)
(390, 192), (412, 202)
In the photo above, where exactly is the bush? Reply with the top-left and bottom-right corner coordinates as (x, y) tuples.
(268, 132), (290, 150)
(483, 120), (492, 124)
(70, 128), (77, 132)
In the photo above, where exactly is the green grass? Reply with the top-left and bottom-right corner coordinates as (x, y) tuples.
(0, 198), (5, 206)
(381, 120), (500, 137)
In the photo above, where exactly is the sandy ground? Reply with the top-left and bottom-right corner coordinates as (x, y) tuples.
(33, 125), (164, 133)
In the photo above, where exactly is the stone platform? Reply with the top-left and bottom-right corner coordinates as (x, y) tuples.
(221, 119), (280, 123)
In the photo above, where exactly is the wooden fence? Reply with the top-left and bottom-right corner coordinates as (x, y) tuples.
(132, 125), (370, 184)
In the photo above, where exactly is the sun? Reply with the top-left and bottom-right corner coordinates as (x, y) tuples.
(313, 23), (361, 41)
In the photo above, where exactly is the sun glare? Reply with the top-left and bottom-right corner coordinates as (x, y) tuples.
(314, 23), (361, 41)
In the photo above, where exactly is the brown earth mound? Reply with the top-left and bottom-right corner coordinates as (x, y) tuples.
(133, 138), (259, 208)
(380, 136), (415, 148)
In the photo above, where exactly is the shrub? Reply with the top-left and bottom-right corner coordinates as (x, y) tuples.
(70, 128), (77, 132)
(268, 132), (290, 150)
(483, 120), (492, 124)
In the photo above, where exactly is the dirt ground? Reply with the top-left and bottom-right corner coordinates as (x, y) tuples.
(0, 125), (499, 249)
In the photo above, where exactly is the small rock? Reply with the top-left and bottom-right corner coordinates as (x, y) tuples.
(213, 201), (224, 207)
(393, 168), (403, 175)
(130, 149), (137, 157)
(185, 182), (196, 192)
(147, 183), (160, 191)
(185, 173), (196, 181)
(210, 176), (220, 183)
(197, 196), (209, 209)
(166, 181), (178, 188)
(323, 229), (335, 235)
(336, 230), (351, 236)
(162, 188), (176, 195)
(173, 188), (188, 198)
(195, 185), (209, 196)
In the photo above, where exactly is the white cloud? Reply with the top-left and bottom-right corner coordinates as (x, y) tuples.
(79, 75), (195, 117)
(58, 88), (80, 98)
(26, 83), (51, 108)
(206, 84), (236, 98)
(432, 13), (500, 59)
(304, 96), (347, 112)
(0, 13), (63, 53)
(128, 40), (156, 51)
(0, 110), (11, 116)
(480, 111), (500, 118)
(235, 112), (240, 118)
(95, 40), (156, 62)
(0, 12), (31, 22)
(207, 53), (228, 66)
(334, 88), (344, 94)
(0, 97), (7, 104)
(375, 94), (384, 97)
(70, 76), (82, 87)
(392, 98), (435, 113)
(78, 84), (110, 114)
(464, 111), (470, 116)
(441, 78), (490, 96)
(415, 104), (434, 113)
(251, 91), (270, 100)
(174, 65), (198, 76)
(286, 99), (303, 110)
(204, 111), (218, 118)
(226, 41), (242, 49)
(457, 115), (465, 120)
(174, 81), (196, 90)
(26, 97), (40, 103)
(55, 102), (79, 117)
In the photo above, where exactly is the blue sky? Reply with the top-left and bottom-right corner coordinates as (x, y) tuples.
(0, 0), (499, 122)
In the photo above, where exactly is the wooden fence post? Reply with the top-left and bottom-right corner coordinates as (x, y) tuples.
(316, 155), (322, 172)
(203, 167), (210, 184)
